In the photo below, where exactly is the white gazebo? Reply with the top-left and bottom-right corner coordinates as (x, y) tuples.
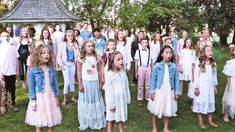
(0, 0), (79, 38)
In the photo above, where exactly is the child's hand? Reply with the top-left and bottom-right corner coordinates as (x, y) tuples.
(32, 105), (36, 111)
(111, 108), (116, 113)
(79, 85), (84, 93)
(56, 97), (60, 107)
(214, 86), (218, 95)
(99, 83), (103, 90)
(135, 73), (138, 79)
(150, 94), (155, 101)
(174, 95), (179, 100)
(194, 88), (200, 96)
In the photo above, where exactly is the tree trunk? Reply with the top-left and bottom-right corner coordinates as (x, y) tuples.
(219, 33), (229, 45)
(232, 31), (235, 44)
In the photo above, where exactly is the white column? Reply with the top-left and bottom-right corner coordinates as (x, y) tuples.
(34, 23), (45, 40)
(12, 23), (17, 38)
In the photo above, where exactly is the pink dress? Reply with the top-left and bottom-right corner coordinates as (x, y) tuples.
(25, 67), (62, 127)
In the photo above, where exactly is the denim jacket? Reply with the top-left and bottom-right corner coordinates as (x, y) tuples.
(150, 61), (180, 95)
(28, 67), (60, 100)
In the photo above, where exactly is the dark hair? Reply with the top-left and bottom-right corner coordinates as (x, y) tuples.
(138, 30), (144, 34)
(114, 30), (127, 45)
(155, 45), (175, 64)
(40, 28), (52, 43)
(140, 37), (149, 43)
(73, 29), (80, 36)
(127, 28), (136, 37)
(108, 51), (122, 71)
(183, 38), (192, 49)
(93, 28), (101, 33)
(4, 26), (13, 37)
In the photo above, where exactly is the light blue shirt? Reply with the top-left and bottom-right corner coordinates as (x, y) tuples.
(80, 30), (93, 41)
(94, 38), (106, 57)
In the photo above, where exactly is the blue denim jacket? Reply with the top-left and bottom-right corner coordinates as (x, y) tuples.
(28, 67), (60, 100)
(150, 61), (180, 95)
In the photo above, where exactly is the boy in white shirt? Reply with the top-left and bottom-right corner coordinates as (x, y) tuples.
(134, 38), (153, 105)
(0, 32), (19, 112)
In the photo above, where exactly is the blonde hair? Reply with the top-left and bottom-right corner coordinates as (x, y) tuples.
(19, 27), (31, 43)
(64, 30), (78, 50)
(32, 45), (54, 67)
(198, 45), (216, 72)
(80, 40), (98, 61)
(196, 40), (206, 57)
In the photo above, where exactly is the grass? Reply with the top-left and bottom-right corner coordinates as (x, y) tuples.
(0, 46), (234, 132)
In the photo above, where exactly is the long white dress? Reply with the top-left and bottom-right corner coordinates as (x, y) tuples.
(179, 49), (196, 81)
(104, 70), (131, 122)
(147, 64), (175, 118)
(192, 64), (218, 114)
(222, 59), (235, 119)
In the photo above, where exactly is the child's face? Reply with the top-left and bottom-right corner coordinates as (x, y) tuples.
(185, 39), (192, 48)
(118, 31), (124, 41)
(43, 30), (49, 39)
(94, 31), (101, 39)
(199, 42), (206, 50)
(182, 31), (187, 38)
(161, 47), (173, 62)
(205, 46), (213, 59)
(21, 28), (28, 37)
(155, 34), (161, 40)
(203, 30), (210, 38)
(66, 33), (74, 42)
(1, 32), (10, 42)
(113, 53), (123, 70)
(141, 40), (148, 48)
(107, 42), (116, 52)
(85, 42), (95, 54)
(55, 25), (61, 31)
(165, 39), (172, 46)
(39, 47), (50, 63)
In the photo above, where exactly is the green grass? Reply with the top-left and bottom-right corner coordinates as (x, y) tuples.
(0, 46), (234, 132)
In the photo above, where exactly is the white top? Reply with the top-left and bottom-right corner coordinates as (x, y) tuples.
(150, 41), (161, 63)
(223, 59), (235, 77)
(0, 43), (19, 75)
(116, 42), (131, 70)
(81, 56), (99, 81)
(176, 38), (185, 55)
(134, 47), (153, 66)
(53, 31), (64, 54)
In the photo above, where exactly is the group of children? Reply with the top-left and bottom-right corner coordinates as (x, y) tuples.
(0, 24), (235, 132)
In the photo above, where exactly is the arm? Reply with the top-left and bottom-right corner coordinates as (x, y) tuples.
(77, 62), (84, 92)
(149, 66), (158, 94)
(174, 66), (180, 95)
(28, 69), (36, 100)
(53, 69), (60, 97)
(98, 61), (104, 89)
(227, 76), (231, 90)
(125, 73), (131, 104)
(104, 72), (116, 109)
(192, 63), (195, 82)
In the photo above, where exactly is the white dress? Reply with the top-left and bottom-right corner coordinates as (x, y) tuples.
(192, 64), (218, 114)
(147, 64), (175, 118)
(150, 41), (161, 63)
(116, 42), (131, 70)
(222, 59), (235, 118)
(179, 49), (196, 81)
(104, 70), (131, 122)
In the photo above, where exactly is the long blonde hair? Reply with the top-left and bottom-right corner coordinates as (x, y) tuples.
(198, 45), (216, 72)
(64, 30), (78, 50)
(80, 40), (98, 61)
(32, 45), (54, 67)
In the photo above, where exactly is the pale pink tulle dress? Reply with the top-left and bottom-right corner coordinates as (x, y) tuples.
(25, 68), (62, 127)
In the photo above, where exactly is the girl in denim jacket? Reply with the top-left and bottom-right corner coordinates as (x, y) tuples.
(147, 45), (180, 132)
(25, 45), (62, 132)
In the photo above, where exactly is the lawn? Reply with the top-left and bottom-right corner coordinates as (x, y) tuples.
(0, 46), (235, 132)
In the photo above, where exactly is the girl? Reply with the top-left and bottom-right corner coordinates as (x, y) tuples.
(25, 45), (62, 132)
(40, 29), (56, 65)
(114, 30), (131, 72)
(193, 45), (218, 129)
(53, 24), (64, 58)
(222, 44), (235, 122)
(147, 45), (180, 132)
(73, 28), (83, 49)
(200, 29), (213, 46)
(150, 33), (162, 63)
(57, 30), (80, 106)
(187, 40), (207, 98)
(15, 27), (32, 88)
(177, 31), (188, 55)
(179, 38), (196, 95)
(77, 40), (106, 130)
(104, 51), (131, 132)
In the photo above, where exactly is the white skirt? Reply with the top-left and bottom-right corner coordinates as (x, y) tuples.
(147, 82), (176, 118)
